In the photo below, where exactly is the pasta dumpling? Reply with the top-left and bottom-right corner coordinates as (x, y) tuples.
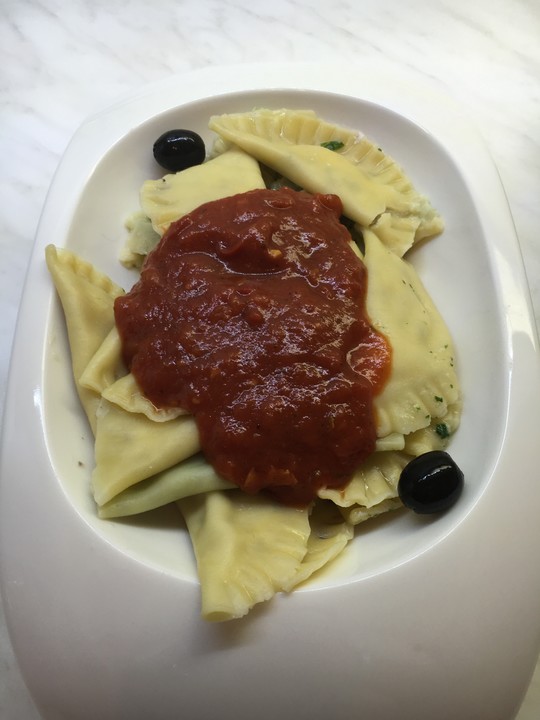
(283, 501), (354, 590)
(362, 229), (459, 439)
(101, 373), (187, 422)
(79, 321), (187, 422)
(178, 490), (311, 621)
(318, 450), (408, 524)
(208, 108), (443, 255)
(45, 245), (124, 432)
(91, 400), (200, 506)
(99, 453), (234, 519)
(78, 326), (125, 396)
(140, 146), (266, 237)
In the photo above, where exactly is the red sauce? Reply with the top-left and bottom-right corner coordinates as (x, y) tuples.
(115, 188), (391, 506)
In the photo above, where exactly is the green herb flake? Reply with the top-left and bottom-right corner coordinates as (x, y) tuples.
(321, 140), (344, 151)
(434, 395), (444, 403)
(435, 423), (450, 439)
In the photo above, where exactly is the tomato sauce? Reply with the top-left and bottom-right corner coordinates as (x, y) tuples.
(114, 188), (391, 505)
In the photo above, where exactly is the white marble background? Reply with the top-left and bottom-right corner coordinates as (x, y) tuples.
(1, 0), (539, 717)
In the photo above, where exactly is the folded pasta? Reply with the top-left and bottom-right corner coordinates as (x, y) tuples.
(47, 107), (461, 622)
(208, 108), (444, 256)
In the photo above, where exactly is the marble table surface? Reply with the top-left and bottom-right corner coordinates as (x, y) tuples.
(1, 0), (539, 717)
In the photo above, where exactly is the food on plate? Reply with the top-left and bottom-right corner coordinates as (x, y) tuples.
(153, 128), (206, 172)
(115, 187), (390, 507)
(398, 450), (464, 514)
(46, 107), (462, 621)
(130, 146), (265, 246)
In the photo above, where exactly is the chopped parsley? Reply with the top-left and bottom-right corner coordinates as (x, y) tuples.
(321, 140), (344, 151)
(434, 395), (444, 403)
(435, 423), (450, 439)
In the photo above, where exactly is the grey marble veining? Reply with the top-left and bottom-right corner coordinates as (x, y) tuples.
(1, 0), (539, 717)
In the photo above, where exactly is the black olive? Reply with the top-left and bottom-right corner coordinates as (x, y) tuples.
(152, 129), (206, 172)
(398, 450), (464, 514)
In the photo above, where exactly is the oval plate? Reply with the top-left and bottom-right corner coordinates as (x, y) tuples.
(2, 62), (540, 720)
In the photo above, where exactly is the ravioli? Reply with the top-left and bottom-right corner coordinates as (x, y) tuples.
(140, 146), (266, 237)
(45, 245), (124, 432)
(178, 490), (311, 621)
(102, 373), (187, 422)
(46, 106), (461, 623)
(178, 492), (355, 621)
(283, 501), (354, 589)
(318, 450), (409, 524)
(99, 453), (234, 519)
(91, 400), (200, 506)
(80, 326), (187, 422)
(208, 108), (443, 256)
(362, 229), (459, 439)
(78, 326), (125, 396)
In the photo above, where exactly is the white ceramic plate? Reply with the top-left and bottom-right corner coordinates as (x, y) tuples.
(2, 62), (540, 720)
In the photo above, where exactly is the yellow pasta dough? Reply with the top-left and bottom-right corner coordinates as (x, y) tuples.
(45, 245), (124, 433)
(101, 373), (187, 422)
(362, 229), (459, 439)
(318, 451), (409, 523)
(283, 501), (354, 590)
(80, 326), (186, 422)
(178, 492), (355, 620)
(208, 108), (443, 255)
(78, 326), (125, 395)
(140, 146), (266, 237)
(177, 490), (312, 621)
(99, 453), (234, 519)
(91, 400), (200, 506)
